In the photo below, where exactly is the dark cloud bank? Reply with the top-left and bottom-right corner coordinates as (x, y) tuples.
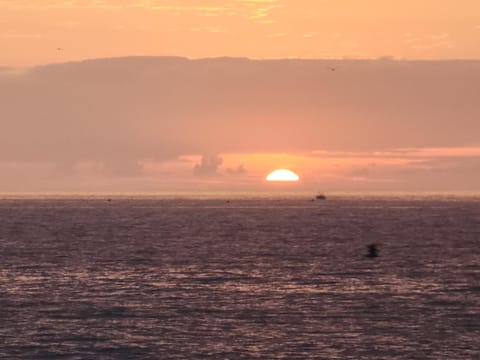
(1, 56), (480, 190)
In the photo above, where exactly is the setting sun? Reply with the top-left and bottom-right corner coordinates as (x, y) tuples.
(266, 169), (300, 182)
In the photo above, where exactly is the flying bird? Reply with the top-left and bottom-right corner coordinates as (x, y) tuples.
(366, 244), (379, 258)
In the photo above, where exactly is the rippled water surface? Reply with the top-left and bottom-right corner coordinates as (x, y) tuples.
(0, 196), (479, 359)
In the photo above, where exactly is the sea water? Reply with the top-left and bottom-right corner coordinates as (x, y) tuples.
(0, 195), (479, 359)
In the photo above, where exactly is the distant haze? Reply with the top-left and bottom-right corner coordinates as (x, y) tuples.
(1, 57), (480, 192)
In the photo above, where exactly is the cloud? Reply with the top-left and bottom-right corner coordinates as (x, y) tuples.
(404, 33), (454, 50)
(267, 32), (287, 38)
(95, 160), (144, 176)
(226, 164), (247, 175)
(1, 56), (480, 190)
(193, 155), (224, 176)
(2, 57), (480, 162)
(189, 26), (226, 33)
(350, 167), (371, 178)
(0, 0), (278, 21)
(0, 0), (282, 27)
(0, 33), (41, 38)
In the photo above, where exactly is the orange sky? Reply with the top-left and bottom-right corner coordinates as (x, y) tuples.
(2, 0), (480, 66)
(1, 1), (480, 192)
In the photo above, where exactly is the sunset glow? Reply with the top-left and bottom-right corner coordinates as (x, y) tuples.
(2, 0), (480, 66)
(266, 169), (300, 182)
(2, 2), (480, 359)
(1, 1), (480, 192)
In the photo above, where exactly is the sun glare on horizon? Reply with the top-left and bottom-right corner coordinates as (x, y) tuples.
(266, 169), (300, 182)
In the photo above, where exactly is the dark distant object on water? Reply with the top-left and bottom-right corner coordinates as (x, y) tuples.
(316, 194), (327, 200)
(366, 244), (378, 258)
(225, 200), (231, 204)
(328, 67), (336, 71)
(107, 199), (112, 202)
(56, 47), (64, 51)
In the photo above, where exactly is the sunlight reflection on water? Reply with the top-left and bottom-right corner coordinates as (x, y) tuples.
(0, 196), (479, 359)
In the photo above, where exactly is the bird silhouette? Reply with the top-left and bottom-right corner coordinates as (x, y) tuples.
(366, 244), (378, 258)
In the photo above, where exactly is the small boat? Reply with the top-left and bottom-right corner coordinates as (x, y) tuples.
(315, 194), (327, 200)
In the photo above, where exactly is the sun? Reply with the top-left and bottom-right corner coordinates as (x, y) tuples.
(266, 169), (300, 182)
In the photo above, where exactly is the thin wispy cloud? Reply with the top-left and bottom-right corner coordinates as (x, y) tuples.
(0, 0), (277, 15)
(266, 32), (287, 38)
(404, 33), (454, 50)
(0, 33), (41, 38)
(2, 0), (480, 66)
(0, 0), (282, 27)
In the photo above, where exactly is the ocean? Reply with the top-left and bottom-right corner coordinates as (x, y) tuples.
(0, 195), (479, 359)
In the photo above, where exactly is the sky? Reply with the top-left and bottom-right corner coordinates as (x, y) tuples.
(2, 0), (480, 66)
(1, 1), (480, 192)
